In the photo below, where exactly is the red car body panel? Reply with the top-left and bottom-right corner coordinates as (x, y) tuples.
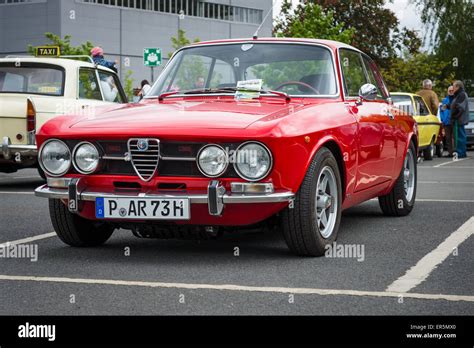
(36, 38), (417, 225)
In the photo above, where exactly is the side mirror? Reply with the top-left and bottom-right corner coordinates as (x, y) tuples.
(358, 83), (378, 102)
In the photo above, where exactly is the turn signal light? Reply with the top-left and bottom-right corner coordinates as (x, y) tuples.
(26, 98), (36, 132)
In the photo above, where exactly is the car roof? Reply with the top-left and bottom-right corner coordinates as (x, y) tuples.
(189, 37), (363, 53)
(0, 57), (115, 73)
(391, 92), (416, 97)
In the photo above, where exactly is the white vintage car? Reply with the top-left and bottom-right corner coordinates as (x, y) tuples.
(0, 56), (127, 177)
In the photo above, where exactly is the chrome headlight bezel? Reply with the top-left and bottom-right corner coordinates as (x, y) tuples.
(72, 141), (100, 174)
(233, 141), (273, 182)
(196, 144), (229, 178)
(38, 139), (72, 177)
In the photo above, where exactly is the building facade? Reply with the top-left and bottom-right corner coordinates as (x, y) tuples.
(0, 0), (273, 82)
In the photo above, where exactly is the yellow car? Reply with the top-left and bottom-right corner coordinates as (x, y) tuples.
(391, 92), (441, 160)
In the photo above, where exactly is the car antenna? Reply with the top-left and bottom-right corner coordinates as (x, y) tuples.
(253, 0), (276, 40)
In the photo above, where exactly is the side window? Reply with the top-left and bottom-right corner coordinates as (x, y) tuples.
(414, 96), (430, 116)
(340, 49), (368, 97)
(98, 71), (125, 103)
(392, 95), (414, 116)
(78, 69), (102, 100)
(362, 57), (385, 100)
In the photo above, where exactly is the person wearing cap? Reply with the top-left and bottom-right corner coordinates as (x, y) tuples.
(90, 46), (117, 72)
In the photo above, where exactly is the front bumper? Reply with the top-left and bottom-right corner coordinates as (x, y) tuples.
(1, 136), (37, 160)
(35, 178), (295, 218)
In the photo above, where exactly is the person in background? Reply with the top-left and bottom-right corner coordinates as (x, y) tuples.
(417, 79), (440, 115)
(440, 85), (455, 157)
(450, 80), (470, 158)
(91, 47), (118, 73)
(100, 75), (118, 102)
(194, 76), (205, 89)
(138, 80), (151, 98)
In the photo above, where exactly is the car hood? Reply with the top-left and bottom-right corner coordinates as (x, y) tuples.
(69, 99), (306, 130)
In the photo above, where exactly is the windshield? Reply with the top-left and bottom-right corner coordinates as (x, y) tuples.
(0, 64), (64, 96)
(148, 43), (338, 97)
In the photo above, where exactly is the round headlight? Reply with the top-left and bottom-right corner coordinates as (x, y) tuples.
(197, 144), (228, 178)
(234, 142), (272, 181)
(73, 142), (99, 174)
(39, 139), (71, 176)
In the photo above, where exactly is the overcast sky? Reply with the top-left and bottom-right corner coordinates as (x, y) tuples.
(272, 0), (428, 48)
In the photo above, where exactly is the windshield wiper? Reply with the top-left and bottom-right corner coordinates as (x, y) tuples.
(159, 87), (291, 102)
(184, 87), (291, 102)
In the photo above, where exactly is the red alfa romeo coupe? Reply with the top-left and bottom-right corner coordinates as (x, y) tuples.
(35, 38), (418, 256)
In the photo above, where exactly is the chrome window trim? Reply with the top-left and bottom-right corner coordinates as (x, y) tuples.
(145, 41), (341, 99)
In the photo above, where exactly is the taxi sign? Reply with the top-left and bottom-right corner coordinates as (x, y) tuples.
(35, 46), (61, 57)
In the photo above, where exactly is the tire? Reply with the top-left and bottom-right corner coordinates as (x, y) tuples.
(37, 166), (46, 180)
(435, 140), (444, 158)
(378, 142), (417, 216)
(423, 139), (434, 160)
(49, 199), (114, 247)
(281, 147), (342, 256)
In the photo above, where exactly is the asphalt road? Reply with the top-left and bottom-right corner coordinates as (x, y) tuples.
(0, 154), (473, 315)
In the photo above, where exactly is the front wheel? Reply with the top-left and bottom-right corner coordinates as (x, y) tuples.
(49, 199), (114, 247)
(378, 142), (417, 216)
(281, 147), (342, 256)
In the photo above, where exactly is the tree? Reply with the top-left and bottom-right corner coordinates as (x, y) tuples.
(274, 1), (355, 43)
(123, 70), (135, 101)
(28, 32), (94, 58)
(315, 0), (422, 67)
(381, 53), (454, 97)
(410, 0), (474, 93)
(168, 29), (200, 58)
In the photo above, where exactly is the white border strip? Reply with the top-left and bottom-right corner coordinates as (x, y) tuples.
(0, 274), (472, 302)
(386, 217), (474, 293)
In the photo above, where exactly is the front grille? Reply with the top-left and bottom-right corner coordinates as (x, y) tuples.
(127, 138), (160, 181)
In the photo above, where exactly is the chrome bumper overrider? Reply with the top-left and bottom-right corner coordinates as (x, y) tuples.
(35, 178), (295, 217)
(2, 136), (37, 160)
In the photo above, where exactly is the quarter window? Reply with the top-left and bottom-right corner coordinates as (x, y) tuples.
(78, 69), (102, 100)
(414, 96), (431, 116)
(340, 49), (368, 98)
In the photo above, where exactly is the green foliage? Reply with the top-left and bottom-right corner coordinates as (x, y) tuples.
(381, 53), (455, 97)
(410, 0), (474, 93)
(123, 70), (135, 101)
(168, 29), (200, 58)
(274, 1), (355, 44)
(315, 0), (422, 68)
(28, 32), (94, 59)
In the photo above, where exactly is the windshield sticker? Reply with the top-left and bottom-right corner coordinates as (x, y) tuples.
(235, 79), (263, 101)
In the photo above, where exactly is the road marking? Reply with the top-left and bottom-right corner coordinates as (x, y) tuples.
(416, 199), (474, 203)
(0, 191), (34, 195)
(419, 181), (474, 184)
(386, 217), (474, 293)
(0, 232), (56, 248)
(0, 274), (472, 303)
(433, 158), (470, 167)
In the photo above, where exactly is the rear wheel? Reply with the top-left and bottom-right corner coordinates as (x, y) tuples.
(379, 142), (417, 216)
(49, 199), (114, 247)
(423, 139), (434, 160)
(281, 147), (342, 256)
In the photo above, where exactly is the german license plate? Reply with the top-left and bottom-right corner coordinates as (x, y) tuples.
(95, 197), (190, 220)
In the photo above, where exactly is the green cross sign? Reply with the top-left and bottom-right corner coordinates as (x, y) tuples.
(143, 48), (162, 67)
